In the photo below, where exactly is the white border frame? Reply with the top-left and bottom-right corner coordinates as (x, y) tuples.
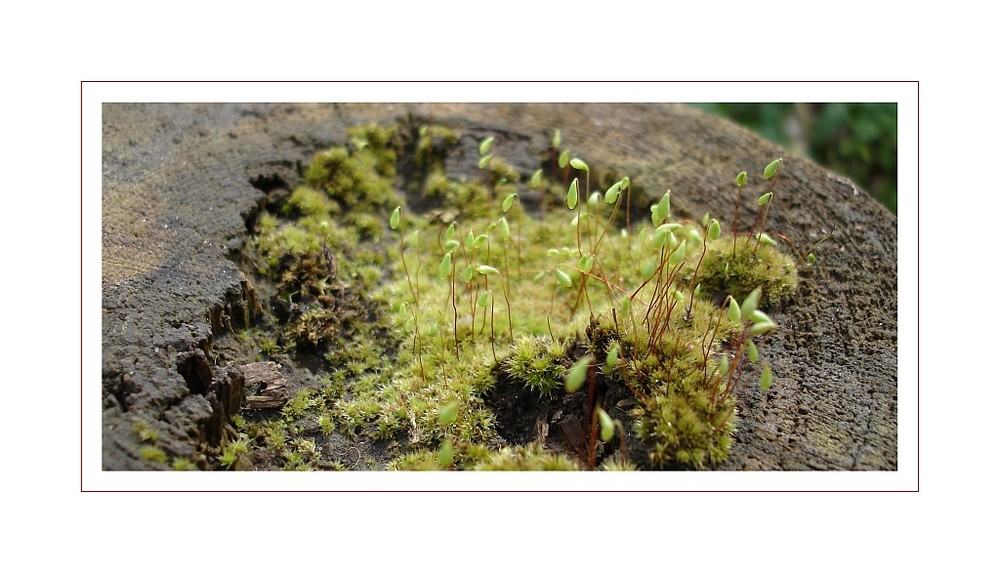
(83, 81), (917, 492)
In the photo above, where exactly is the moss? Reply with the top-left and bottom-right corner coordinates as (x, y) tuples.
(390, 442), (579, 471)
(254, 223), (324, 271)
(234, 120), (801, 471)
(635, 390), (735, 470)
(285, 437), (322, 470)
(283, 389), (320, 420)
(287, 307), (342, 347)
(262, 421), (289, 451)
(304, 124), (398, 213)
(131, 419), (158, 443)
(349, 212), (386, 241)
(412, 124), (460, 170)
(171, 458), (198, 471)
(259, 337), (279, 357)
(486, 156), (520, 185)
(347, 123), (398, 175)
(501, 335), (569, 396)
(423, 170), (492, 219)
(696, 237), (798, 308)
(600, 458), (638, 471)
(330, 351), (499, 450)
(139, 446), (168, 464)
(467, 443), (580, 471)
(278, 441), (324, 470)
(218, 439), (251, 470)
(285, 185), (339, 218)
(387, 450), (442, 470)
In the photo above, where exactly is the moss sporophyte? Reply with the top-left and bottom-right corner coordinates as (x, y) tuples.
(234, 120), (802, 471)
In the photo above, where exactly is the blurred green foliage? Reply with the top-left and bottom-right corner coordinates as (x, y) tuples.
(692, 103), (897, 213)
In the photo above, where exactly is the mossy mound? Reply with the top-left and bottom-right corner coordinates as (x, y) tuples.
(304, 123), (398, 214)
(696, 237), (798, 308)
(232, 118), (799, 471)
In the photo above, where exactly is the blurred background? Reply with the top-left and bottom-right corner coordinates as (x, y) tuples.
(692, 103), (897, 214)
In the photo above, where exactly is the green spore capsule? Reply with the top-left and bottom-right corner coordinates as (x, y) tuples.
(502, 193), (516, 213)
(757, 232), (777, 246)
(530, 169), (543, 189)
(707, 219), (722, 241)
(555, 268), (573, 288)
(606, 343), (620, 367)
(605, 181), (621, 204)
(565, 354), (594, 393)
(759, 363), (773, 391)
(479, 136), (494, 156)
(438, 252), (452, 280)
(740, 287), (762, 317)
(727, 296), (741, 323)
(438, 438), (454, 468)
(558, 149), (570, 169)
(748, 320), (776, 336)
(763, 158), (783, 180)
(598, 408), (614, 442)
(438, 401), (458, 427)
(668, 241), (686, 266)
(567, 178), (579, 210)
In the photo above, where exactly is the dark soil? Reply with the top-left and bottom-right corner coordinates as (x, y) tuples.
(101, 103), (897, 471)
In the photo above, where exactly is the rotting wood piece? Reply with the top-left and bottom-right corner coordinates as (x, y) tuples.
(241, 361), (289, 409)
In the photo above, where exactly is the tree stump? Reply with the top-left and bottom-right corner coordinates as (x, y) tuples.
(101, 103), (896, 471)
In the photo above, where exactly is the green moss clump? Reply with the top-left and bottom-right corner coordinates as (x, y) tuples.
(391, 442), (581, 471)
(131, 419), (159, 443)
(600, 459), (638, 471)
(485, 156), (520, 185)
(171, 458), (198, 471)
(218, 439), (251, 470)
(139, 446), (168, 464)
(501, 336), (569, 396)
(304, 123), (398, 212)
(586, 304), (738, 470)
(635, 390), (735, 470)
(412, 124), (460, 170)
(284, 438), (322, 470)
(467, 443), (580, 471)
(423, 170), (492, 219)
(253, 222), (323, 272)
(285, 185), (339, 218)
(386, 450), (444, 470)
(346, 123), (398, 176)
(697, 238), (798, 308)
(235, 121), (802, 472)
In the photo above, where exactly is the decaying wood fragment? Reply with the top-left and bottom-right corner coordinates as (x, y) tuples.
(241, 361), (289, 409)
